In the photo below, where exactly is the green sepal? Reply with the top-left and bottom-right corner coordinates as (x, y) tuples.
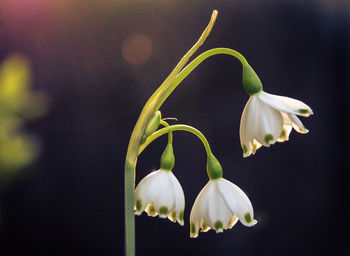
(242, 64), (263, 96)
(206, 153), (223, 180)
(160, 143), (175, 171)
(144, 111), (161, 138)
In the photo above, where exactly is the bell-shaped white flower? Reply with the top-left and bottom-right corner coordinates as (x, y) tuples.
(190, 178), (257, 238)
(240, 91), (313, 157)
(134, 169), (185, 225)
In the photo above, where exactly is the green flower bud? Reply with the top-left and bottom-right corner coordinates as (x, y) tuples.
(160, 143), (175, 171)
(144, 111), (161, 138)
(140, 134), (147, 144)
(242, 64), (263, 96)
(206, 153), (223, 180)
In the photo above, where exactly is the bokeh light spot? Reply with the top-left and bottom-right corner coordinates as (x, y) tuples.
(122, 33), (152, 65)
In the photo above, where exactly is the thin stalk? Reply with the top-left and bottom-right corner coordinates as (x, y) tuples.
(138, 124), (212, 156)
(156, 48), (248, 109)
(124, 161), (135, 256)
(160, 120), (173, 144)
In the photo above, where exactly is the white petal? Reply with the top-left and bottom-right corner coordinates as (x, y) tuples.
(134, 169), (185, 222)
(258, 91), (313, 117)
(217, 179), (257, 227)
(190, 179), (257, 238)
(277, 125), (293, 142)
(240, 96), (258, 157)
(134, 170), (160, 214)
(168, 172), (185, 225)
(199, 182), (215, 227)
(207, 181), (234, 232)
(190, 181), (212, 238)
(225, 215), (239, 230)
(150, 171), (175, 216)
(254, 98), (283, 147)
(288, 114), (309, 133)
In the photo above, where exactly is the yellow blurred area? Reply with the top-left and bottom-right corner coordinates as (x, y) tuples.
(0, 132), (39, 173)
(0, 54), (47, 119)
(0, 54), (47, 179)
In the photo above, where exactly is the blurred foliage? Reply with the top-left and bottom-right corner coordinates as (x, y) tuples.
(0, 54), (47, 187)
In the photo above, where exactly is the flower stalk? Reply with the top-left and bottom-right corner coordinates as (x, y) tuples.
(124, 11), (218, 256)
(138, 124), (212, 156)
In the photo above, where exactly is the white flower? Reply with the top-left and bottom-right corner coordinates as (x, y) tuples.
(134, 169), (185, 225)
(240, 91), (313, 157)
(189, 178), (256, 238)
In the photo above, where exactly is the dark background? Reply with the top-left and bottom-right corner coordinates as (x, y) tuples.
(0, 0), (349, 255)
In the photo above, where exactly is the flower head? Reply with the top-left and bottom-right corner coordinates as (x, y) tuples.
(134, 169), (185, 225)
(189, 178), (256, 238)
(240, 91), (313, 157)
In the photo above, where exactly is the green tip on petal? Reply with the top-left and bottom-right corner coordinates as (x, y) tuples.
(298, 108), (309, 114)
(214, 221), (223, 232)
(244, 212), (253, 224)
(159, 206), (168, 217)
(264, 134), (274, 144)
(136, 199), (142, 212)
(179, 210), (184, 223)
(190, 222), (196, 235)
(242, 144), (248, 154)
(146, 204), (157, 217)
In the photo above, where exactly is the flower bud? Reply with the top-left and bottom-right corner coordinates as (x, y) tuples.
(144, 111), (161, 137)
(141, 111), (162, 144)
(242, 64), (263, 96)
(160, 143), (175, 171)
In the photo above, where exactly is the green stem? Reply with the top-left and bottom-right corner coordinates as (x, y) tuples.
(156, 48), (248, 109)
(124, 161), (135, 256)
(138, 124), (212, 156)
(160, 120), (173, 144)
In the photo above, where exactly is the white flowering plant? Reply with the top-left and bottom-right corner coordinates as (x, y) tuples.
(124, 10), (312, 256)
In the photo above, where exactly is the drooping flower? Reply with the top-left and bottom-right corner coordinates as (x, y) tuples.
(134, 169), (185, 225)
(189, 177), (257, 238)
(240, 91), (313, 157)
(240, 64), (313, 157)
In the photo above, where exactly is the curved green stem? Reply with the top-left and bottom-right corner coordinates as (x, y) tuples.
(156, 48), (248, 109)
(160, 120), (173, 144)
(125, 11), (218, 165)
(138, 124), (212, 157)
